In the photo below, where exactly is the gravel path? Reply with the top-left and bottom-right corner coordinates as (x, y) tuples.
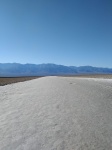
(0, 76), (112, 150)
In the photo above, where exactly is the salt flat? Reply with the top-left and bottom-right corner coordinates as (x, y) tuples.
(0, 76), (112, 150)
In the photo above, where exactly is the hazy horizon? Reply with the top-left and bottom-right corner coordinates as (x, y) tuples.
(0, 0), (112, 67)
(1, 62), (112, 69)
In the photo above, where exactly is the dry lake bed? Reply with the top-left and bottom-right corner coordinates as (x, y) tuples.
(0, 76), (112, 150)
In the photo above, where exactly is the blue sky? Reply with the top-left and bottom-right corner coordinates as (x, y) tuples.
(0, 0), (112, 67)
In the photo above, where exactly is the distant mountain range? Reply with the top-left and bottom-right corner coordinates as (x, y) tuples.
(0, 63), (112, 77)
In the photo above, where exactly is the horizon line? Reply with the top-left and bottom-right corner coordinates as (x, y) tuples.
(0, 62), (112, 69)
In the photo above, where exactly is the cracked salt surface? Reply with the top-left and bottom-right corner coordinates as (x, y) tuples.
(0, 76), (112, 150)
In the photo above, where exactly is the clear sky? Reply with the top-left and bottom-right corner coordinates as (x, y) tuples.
(0, 0), (112, 67)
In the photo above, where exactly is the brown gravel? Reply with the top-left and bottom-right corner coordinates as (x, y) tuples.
(0, 76), (43, 86)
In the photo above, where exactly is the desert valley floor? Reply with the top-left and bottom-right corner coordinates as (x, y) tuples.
(0, 76), (112, 150)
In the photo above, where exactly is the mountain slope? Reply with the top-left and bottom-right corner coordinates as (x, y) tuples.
(0, 63), (112, 76)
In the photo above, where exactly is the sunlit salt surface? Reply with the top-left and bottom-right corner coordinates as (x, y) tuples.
(0, 76), (112, 150)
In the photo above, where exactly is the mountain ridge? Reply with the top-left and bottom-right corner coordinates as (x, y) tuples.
(0, 63), (112, 77)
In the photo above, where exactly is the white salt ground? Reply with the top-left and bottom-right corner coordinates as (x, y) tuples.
(0, 76), (112, 150)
